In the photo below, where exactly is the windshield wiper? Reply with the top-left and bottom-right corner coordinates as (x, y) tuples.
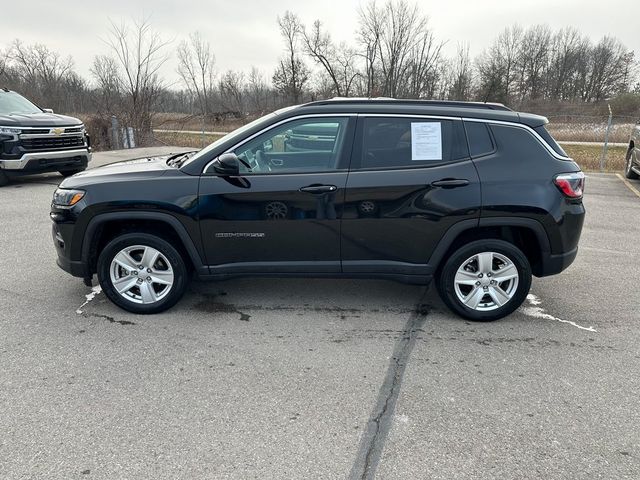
(166, 151), (196, 168)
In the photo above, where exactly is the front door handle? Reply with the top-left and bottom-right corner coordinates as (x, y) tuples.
(299, 184), (338, 194)
(431, 178), (470, 188)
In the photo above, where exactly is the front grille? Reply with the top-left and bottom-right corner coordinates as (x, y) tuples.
(20, 136), (85, 151)
(64, 127), (84, 133)
(21, 129), (50, 135)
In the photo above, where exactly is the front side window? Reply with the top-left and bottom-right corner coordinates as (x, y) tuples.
(233, 117), (350, 174)
(355, 117), (468, 170)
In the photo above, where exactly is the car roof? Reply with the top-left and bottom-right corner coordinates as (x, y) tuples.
(287, 98), (548, 128)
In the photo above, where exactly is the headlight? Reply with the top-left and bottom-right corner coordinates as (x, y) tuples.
(0, 126), (20, 141)
(52, 188), (85, 207)
(0, 127), (21, 135)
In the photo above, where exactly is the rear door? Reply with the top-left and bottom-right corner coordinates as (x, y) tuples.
(341, 115), (481, 275)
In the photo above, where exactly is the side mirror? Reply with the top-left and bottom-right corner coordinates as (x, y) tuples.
(43, 108), (54, 114)
(211, 153), (240, 176)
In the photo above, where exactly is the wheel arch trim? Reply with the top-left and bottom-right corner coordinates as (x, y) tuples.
(427, 217), (551, 271)
(81, 211), (207, 275)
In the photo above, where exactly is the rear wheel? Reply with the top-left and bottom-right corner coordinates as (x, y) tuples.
(437, 240), (532, 321)
(624, 147), (638, 179)
(97, 233), (189, 314)
(59, 168), (86, 177)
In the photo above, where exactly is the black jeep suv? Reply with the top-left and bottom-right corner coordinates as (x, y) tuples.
(51, 99), (585, 321)
(0, 89), (91, 186)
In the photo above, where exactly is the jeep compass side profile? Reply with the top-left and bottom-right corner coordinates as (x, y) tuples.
(51, 99), (585, 321)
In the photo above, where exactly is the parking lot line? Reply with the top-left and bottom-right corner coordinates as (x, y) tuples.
(615, 173), (640, 199)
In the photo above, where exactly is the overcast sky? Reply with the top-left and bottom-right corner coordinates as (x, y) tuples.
(1, 0), (638, 88)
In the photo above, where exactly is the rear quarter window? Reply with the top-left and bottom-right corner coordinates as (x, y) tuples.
(489, 124), (555, 162)
(534, 125), (567, 157)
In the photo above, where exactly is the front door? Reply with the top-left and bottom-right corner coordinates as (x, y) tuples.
(198, 116), (355, 274)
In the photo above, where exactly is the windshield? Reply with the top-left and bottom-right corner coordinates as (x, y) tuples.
(0, 91), (42, 115)
(181, 105), (299, 167)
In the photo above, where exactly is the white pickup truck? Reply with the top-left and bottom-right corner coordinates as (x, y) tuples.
(0, 89), (91, 186)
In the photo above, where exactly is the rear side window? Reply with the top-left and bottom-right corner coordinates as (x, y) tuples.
(489, 124), (555, 162)
(534, 125), (567, 157)
(355, 117), (469, 170)
(464, 121), (494, 157)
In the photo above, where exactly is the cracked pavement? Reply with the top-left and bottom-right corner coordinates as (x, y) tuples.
(1, 150), (639, 479)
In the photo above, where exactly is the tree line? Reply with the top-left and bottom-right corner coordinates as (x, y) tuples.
(0, 0), (638, 147)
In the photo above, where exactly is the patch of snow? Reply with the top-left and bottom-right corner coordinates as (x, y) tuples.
(76, 286), (102, 314)
(520, 294), (596, 332)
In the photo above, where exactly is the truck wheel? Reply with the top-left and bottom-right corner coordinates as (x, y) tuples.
(0, 170), (9, 187)
(59, 168), (86, 178)
(437, 240), (532, 321)
(624, 147), (638, 179)
(97, 233), (189, 314)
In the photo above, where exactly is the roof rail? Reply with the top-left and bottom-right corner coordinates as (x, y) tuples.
(303, 97), (512, 111)
(1, 87), (10, 92)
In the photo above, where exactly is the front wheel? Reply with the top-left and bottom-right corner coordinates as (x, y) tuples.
(97, 233), (189, 314)
(437, 240), (532, 321)
(624, 147), (639, 179)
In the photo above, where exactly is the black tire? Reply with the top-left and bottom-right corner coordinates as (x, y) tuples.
(0, 170), (9, 187)
(624, 147), (639, 180)
(97, 232), (189, 314)
(437, 239), (532, 322)
(59, 168), (86, 178)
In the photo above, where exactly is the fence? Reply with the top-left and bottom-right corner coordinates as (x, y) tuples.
(546, 112), (637, 171)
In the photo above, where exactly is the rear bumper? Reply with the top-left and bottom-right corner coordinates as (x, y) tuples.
(537, 247), (578, 277)
(0, 148), (91, 172)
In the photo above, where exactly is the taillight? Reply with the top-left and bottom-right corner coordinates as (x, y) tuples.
(554, 172), (585, 199)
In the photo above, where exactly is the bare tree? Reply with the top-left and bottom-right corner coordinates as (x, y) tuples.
(218, 70), (245, 116)
(246, 67), (270, 113)
(357, 1), (384, 96)
(177, 32), (215, 118)
(583, 36), (634, 101)
(273, 11), (309, 103)
(447, 43), (473, 100)
(302, 20), (359, 97)
(91, 55), (122, 114)
(8, 40), (76, 110)
(357, 0), (444, 98)
(102, 17), (170, 145)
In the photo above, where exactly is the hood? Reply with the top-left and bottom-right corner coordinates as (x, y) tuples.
(60, 154), (173, 188)
(0, 112), (83, 127)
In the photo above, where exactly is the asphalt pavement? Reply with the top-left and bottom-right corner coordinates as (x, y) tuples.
(0, 149), (639, 479)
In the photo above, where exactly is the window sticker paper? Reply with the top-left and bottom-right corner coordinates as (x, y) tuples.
(411, 122), (442, 161)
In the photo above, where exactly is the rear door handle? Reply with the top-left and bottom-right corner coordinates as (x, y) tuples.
(299, 184), (338, 194)
(431, 178), (470, 188)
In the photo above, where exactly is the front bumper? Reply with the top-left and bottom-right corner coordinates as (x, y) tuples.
(52, 222), (88, 278)
(0, 148), (91, 172)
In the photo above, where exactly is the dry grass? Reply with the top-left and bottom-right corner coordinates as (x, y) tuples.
(154, 131), (226, 149)
(153, 113), (244, 132)
(547, 122), (633, 143)
(562, 144), (627, 172)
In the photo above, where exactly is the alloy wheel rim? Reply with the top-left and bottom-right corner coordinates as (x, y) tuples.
(109, 245), (174, 304)
(454, 251), (519, 311)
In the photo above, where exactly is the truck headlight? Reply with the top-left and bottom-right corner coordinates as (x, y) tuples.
(52, 188), (85, 207)
(0, 126), (20, 141)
